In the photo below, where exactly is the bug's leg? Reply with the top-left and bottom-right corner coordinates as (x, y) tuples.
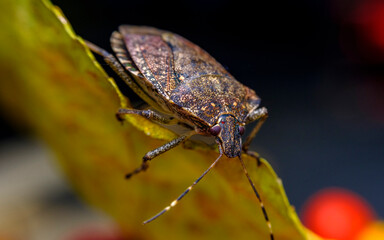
(125, 134), (192, 179)
(116, 108), (178, 125)
(242, 107), (268, 152)
(85, 40), (131, 82)
(117, 108), (192, 178)
(117, 108), (195, 178)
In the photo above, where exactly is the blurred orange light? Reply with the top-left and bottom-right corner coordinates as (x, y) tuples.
(356, 221), (384, 240)
(301, 188), (376, 240)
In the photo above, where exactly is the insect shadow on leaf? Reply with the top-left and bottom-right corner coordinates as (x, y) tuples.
(85, 25), (272, 240)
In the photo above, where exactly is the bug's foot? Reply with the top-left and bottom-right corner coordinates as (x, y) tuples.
(256, 156), (261, 166)
(125, 173), (134, 179)
(244, 150), (262, 167)
(115, 112), (125, 125)
(125, 163), (149, 179)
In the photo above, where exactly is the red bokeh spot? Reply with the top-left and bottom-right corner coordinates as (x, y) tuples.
(301, 188), (376, 240)
(337, 0), (384, 63)
(355, 0), (384, 51)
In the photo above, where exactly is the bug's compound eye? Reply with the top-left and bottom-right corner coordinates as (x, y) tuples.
(239, 126), (245, 135)
(209, 125), (221, 136)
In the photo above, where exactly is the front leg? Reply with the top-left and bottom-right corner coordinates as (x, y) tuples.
(243, 107), (268, 152)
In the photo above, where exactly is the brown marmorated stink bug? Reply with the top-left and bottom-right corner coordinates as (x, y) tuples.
(86, 25), (273, 240)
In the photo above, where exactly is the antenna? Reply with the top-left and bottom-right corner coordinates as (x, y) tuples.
(238, 155), (274, 240)
(143, 144), (224, 224)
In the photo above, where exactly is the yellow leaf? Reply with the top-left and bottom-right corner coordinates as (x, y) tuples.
(0, 0), (328, 239)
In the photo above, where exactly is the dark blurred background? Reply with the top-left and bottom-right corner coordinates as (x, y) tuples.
(1, 0), (383, 236)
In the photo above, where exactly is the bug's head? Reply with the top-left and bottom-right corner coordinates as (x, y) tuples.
(209, 114), (245, 158)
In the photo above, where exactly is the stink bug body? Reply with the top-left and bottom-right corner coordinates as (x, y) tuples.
(86, 25), (272, 239)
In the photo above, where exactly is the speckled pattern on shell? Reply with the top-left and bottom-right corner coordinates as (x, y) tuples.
(115, 25), (261, 132)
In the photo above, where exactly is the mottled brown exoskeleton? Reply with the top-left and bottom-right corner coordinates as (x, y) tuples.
(86, 25), (273, 240)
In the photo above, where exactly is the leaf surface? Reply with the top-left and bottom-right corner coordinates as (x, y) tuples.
(0, 1), (328, 239)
